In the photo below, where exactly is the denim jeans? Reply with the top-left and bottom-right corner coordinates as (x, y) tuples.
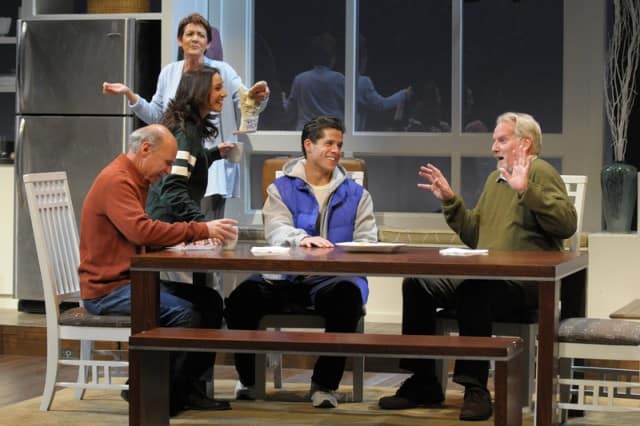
(84, 283), (196, 327)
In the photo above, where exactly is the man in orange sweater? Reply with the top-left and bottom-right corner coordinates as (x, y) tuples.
(79, 124), (238, 415)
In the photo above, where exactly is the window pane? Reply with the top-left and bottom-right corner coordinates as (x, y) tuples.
(357, 0), (452, 132)
(254, 0), (345, 130)
(463, 0), (563, 133)
(358, 156), (450, 212)
(461, 157), (563, 209)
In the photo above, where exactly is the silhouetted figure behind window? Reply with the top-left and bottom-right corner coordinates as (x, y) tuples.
(284, 33), (345, 130)
(356, 35), (412, 131)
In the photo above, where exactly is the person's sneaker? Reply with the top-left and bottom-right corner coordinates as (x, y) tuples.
(234, 380), (257, 400)
(378, 375), (444, 409)
(459, 386), (492, 421)
(310, 382), (339, 408)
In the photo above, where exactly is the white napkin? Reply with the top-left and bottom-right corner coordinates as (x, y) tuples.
(167, 243), (216, 251)
(250, 246), (290, 256)
(439, 247), (488, 256)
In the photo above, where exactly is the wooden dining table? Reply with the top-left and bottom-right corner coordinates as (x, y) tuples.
(129, 243), (588, 425)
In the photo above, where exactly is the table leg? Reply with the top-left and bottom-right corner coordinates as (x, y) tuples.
(536, 280), (561, 425)
(129, 348), (170, 426)
(131, 270), (160, 334)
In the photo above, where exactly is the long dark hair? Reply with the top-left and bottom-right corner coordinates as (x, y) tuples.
(161, 65), (220, 140)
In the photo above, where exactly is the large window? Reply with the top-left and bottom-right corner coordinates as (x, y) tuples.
(250, 0), (564, 215)
(219, 0), (602, 230)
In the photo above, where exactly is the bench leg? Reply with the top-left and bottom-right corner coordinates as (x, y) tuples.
(130, 349), (170, 426)
(352, 355), (364, 402)
(494, 352), (523, 426)
(255, 353), (268, 400)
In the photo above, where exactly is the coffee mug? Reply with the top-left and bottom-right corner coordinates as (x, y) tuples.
(223, 226), (239, 251)
(227, 142), (244, 163)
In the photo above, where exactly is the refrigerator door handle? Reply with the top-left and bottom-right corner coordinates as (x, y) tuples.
(15, 118), (24, 180)
(14, 117), (26, 210)
(124, 18), (135, 94)
(16, 20), (26, 110)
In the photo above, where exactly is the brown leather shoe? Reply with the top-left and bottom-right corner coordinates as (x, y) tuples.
(459, 386), (492, 421)
(378, 375), (444, 409)
(185, 391), (231, 411)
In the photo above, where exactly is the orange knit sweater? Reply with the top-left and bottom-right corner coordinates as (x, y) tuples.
(78, 154), (209, 300)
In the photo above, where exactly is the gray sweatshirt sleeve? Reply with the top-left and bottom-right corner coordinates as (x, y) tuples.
(353, 189), (378, 242)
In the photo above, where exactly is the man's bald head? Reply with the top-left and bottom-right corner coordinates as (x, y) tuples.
(128, 124), (176, 154)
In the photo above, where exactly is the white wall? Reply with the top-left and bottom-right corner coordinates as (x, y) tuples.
(367, 277), (402, 323)
(587, 233), (640, 318)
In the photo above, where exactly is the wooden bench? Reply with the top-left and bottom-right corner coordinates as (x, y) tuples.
(129, 328), (524, 426)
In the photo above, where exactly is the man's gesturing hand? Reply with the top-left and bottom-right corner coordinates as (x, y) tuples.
(417, 163), (455, 201)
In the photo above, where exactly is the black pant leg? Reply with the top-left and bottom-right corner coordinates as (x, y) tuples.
(164, 282), (222, 397)
(453, 279), (527, 388)
(399, 277), (458, 381)
(311, 280), (363, 390)
(159, 282), (224, 409)
(224, 276), (281, 386)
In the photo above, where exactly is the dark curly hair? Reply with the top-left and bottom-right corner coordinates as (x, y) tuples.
(160, 66), (220, 141)
(301, 116), (345, 158)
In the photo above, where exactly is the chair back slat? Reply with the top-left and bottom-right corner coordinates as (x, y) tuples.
(560, 175), (587, 252)
(23, 172), (81, 308)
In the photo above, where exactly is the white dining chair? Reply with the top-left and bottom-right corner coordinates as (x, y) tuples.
(23, 171), (130, 410)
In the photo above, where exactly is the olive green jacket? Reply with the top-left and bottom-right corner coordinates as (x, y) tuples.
(442, 158), (577, 251)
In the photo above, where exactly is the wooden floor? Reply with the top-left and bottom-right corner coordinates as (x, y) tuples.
(0, 354), (409, 408)
(1, 302), (638, 423)
(4, 354), (640, 425)
(0, 354), (76, 407)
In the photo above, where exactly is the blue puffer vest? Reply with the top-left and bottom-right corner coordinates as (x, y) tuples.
(273, 175), (369, 302)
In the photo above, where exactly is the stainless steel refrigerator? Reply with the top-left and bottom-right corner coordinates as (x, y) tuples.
(14, 18), (160, 309)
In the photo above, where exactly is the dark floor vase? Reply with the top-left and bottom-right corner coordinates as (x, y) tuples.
(601, 162), (637, 232)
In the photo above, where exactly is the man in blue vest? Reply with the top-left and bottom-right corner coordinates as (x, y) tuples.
(224, 115), (378, 409)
